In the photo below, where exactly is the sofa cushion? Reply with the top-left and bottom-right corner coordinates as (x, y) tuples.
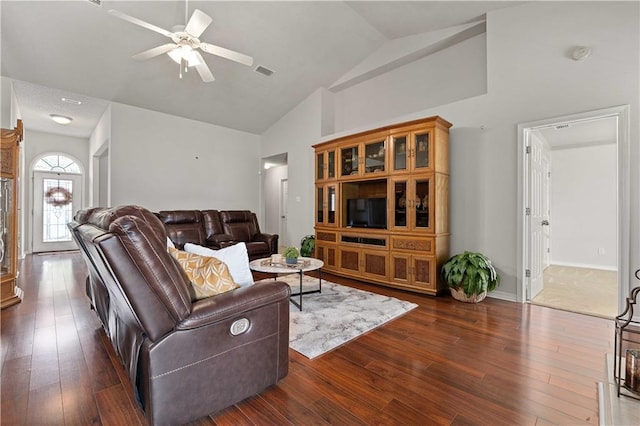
(184, 242), (254, 287)
(169, 248), (239, 299)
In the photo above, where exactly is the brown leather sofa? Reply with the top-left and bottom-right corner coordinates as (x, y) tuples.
(68, 205), (290, 426)
(156, 209), (278, 260)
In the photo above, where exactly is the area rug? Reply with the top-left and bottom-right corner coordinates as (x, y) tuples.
(258, 274), (417, 359)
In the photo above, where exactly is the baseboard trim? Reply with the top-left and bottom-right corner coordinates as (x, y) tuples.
(549, 261), (617, 272)
(487, 290), (517, 302)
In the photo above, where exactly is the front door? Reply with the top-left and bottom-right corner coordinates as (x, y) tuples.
(33, 171), (82, 252)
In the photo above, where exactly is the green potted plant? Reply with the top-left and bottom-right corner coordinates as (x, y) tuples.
(283, 246), (300, 265)
(441, 251), (500, 303)
(300, 235), (315, 257)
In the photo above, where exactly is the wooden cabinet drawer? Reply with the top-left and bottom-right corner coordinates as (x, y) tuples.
(391, 236), (434, 254)
(316, 231), (337, 243)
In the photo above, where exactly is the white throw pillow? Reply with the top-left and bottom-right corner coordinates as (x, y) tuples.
(166, 236), (175, 249)
(184, 242), (254, 287)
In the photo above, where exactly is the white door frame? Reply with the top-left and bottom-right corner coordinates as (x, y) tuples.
(517, 105), (630, 312)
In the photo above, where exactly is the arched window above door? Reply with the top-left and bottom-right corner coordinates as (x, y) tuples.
(34, 154), (81, 174)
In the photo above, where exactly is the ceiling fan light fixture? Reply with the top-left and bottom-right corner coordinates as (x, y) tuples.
(49, 114), (73, 125)
(167, 47), (185, 64)
(167, 45), (201, 67)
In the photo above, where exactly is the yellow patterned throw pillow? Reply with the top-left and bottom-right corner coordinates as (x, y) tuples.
(169, 247), (239, 299)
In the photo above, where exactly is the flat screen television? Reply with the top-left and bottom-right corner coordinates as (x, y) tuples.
(346, 197), (387, 229)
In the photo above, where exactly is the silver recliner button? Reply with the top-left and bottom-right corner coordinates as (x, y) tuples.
(230, 318), (250, 336)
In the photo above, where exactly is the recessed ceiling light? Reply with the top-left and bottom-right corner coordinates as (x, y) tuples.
(49, 114), (73, 125)
(61, 97), (82, 105)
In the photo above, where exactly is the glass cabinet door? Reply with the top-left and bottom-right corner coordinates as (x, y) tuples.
(341, 146), (359, 176)
(317, 150), (337, 180)
(327, 151), (335, 179)
(364, 140), (385, 174)
(414, 178), (430, 229)
(391, 176), (432, 232)
(413, 132), (431, 170)
(392, 180), (408, 228)
(316, 152), (324, 180)
(327, 185), (336, 225)
(391, 134), (408, 173)
(316, 186), (324, 223)
(316, 184), (337, 226)
(0, 177), (14, 278)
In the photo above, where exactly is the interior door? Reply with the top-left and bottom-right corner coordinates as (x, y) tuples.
(280, 178), (288, 247)
(529, 135), (546, 299)
(542, 153), (551, 269)
(33, 171), (82, 252)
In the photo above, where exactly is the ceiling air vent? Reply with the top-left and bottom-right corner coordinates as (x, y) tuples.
(255, 65), (274, 77)
(555, 124), (570, 130)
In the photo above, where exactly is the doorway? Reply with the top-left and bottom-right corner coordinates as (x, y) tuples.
(262, 153), (288, 248)
(518, 106), (630, 317)
(31, 153), (83, 253)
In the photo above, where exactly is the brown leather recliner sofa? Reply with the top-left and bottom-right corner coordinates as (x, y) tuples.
(156, 209), (278, 260)
(68, 205), (290, 426)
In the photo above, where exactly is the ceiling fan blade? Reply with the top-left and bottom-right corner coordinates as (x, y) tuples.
(200, 42), (253, 67)
(185, 9), (212, 38)
(132, 44), (178, 61)
(108, 9), (173, 38)
(193, 52), (215, 82)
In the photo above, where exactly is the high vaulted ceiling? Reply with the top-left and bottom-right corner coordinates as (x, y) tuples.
(2, 1), (521, 137)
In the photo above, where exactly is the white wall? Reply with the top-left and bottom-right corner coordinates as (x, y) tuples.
(21, 130), (89, 253)
(551, 143), (617, 269)
(333, 33), (488, 133)
(262, 1), (640, 300)
(260, 89), (324, 248)
(109, 102), (261, 212)
(88, 105), (111, 206)
(1, 76), (12, 129)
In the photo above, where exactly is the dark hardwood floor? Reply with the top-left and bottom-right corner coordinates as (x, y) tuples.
(1, 252), (613, 425)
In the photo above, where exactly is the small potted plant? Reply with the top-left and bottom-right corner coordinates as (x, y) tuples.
(283, 246), (300, 265)
(441, 251), (500, 303)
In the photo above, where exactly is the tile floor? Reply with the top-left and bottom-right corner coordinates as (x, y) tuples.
(531, 264), (618, 319)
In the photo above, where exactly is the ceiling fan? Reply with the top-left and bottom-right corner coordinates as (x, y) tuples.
(108, 4), (253, 82)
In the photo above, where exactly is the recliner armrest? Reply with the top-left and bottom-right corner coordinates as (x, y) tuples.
(254, 233), (278, 255)
(176, 281), (290, 330)
(207, 234), (237, 248)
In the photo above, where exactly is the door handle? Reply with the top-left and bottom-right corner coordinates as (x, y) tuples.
(541, 220), (549, 226)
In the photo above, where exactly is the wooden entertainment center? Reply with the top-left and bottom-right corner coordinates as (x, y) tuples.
(313, 116), (451, 295)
